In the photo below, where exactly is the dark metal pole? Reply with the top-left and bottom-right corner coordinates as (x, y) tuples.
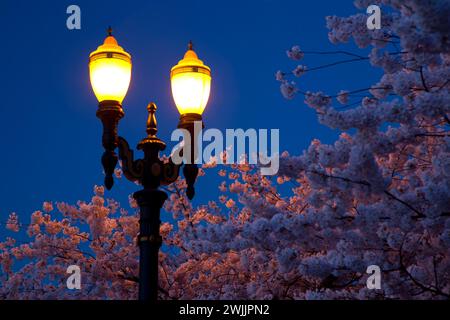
(134, 189), (168, 301)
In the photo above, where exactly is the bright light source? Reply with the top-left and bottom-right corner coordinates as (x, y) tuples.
(89, 31), (132, 104)
(171, 42), (211, 116)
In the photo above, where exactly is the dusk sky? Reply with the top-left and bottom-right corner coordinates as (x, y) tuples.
(0, 0), (380, 223)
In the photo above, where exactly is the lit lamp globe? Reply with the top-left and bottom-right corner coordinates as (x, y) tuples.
(89, 28), (132, 108)
(171, 42), (211, 129)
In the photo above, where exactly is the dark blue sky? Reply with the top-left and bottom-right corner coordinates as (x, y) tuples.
(0, 1), (380, 223)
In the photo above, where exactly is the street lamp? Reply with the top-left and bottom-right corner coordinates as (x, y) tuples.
(89, 27), (132, 104)
(171, 40), (211, 121)
(89, 28), (211, 301)
(171, 41), (211, 199)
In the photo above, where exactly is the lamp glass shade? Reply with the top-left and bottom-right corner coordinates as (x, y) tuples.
(171, 46), (211, 115)
(89, 35), (132, 104)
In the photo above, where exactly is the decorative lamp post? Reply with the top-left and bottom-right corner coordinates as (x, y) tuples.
(89, 29), (211, 301)
(171, 40), (211, 199)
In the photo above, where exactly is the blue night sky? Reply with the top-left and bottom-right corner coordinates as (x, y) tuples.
(0, 1), (380, 225)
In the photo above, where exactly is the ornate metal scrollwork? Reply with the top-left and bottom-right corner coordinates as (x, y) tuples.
(98, 102), (199, 200)
(117, 136), (145, 183)
(161, 159), (181, 185)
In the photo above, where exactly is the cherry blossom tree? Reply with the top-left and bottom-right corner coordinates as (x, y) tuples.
(274, 0), (450, 299)
(1, 0), (449, 299)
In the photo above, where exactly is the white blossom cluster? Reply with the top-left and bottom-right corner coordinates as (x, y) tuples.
(184, 0), (450, 299)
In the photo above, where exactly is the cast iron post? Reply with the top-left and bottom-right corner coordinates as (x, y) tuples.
(97, 102), (196, 301)
(134, 189), (167, 301)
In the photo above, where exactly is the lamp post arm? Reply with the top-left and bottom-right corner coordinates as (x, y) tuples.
(183, 164), (199, 200)
(176, 115), (204, 200)
(161, 158), (182, 186)
(117, 136), (145, 183)
(96, 101), (124, 190)
(167, 147), (199, 200)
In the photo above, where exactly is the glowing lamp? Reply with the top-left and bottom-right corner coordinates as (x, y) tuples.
(170, 42), (211, 117)
(89, 28), (132, 104)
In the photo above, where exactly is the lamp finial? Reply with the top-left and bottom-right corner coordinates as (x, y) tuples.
(107, 26), (113, 36)
(146, 102), (158, 137)
(188, 40), (193, 51)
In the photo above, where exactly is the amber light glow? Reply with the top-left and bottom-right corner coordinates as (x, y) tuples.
(171, 43), (211, 115)
(89, 32), (132, 104)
